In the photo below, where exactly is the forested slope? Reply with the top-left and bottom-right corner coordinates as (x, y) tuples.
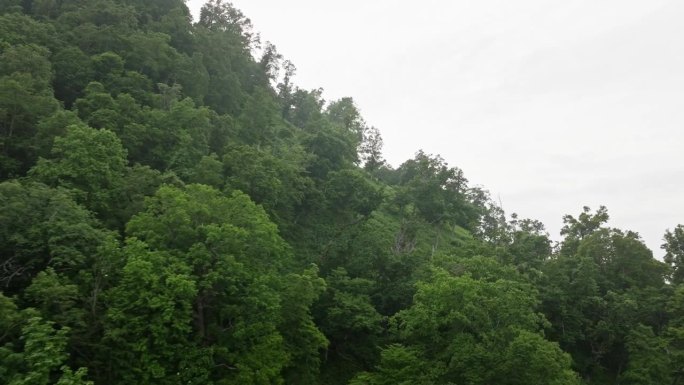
(0, 1), (683, 384)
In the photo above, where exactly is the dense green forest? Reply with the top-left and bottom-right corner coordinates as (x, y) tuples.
(0, 1), (682, 384)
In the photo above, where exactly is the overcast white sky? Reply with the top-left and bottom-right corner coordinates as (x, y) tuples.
(187, 0), (684, 256)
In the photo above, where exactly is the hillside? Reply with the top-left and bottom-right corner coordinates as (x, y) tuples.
(0, 1), (682, 384)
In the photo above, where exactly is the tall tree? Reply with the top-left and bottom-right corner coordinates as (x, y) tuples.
(663, 225), (684, 284)
(29, 124), (127, 219)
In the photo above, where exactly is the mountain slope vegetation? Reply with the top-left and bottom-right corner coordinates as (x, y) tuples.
(0, 1), (682, 384)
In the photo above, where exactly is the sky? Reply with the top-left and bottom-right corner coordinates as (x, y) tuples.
(187, 0), (684, 256)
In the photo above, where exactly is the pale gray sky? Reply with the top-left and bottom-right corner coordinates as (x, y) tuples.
(187, 0), (684, 256)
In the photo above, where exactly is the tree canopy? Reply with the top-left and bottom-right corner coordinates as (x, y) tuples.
(0, 2), (679, 384)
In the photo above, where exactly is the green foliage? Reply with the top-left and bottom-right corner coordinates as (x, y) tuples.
(104, 239), (202, 385)
(188, 153), (223, 188)
(222, 144), (312, 226)
(279, 266), (329, 384)
(237, 86), (283, 145)
(316, 268), (384, 384)
(127, 184), (288, 267)
(0, 315), (92, 385)
(29, 124), (127, 217)
(394, 151), (477, 228)
(304, 122), (358, 179)
(0, 0), (21, 13)
(540, 207), (669, 383)
(0, 293), (22, 345)
(0, 2), (678, 384)
(54, 367), (92, 385)
(559, 205), (610, 255)
(325, 97), (366, 156)
(52, 47), (94, 107)
(349, 344), (439, 385)
(0, 45), (60, 177)
(0, 44), (53, 88)
(123, 184), (328, 383)
(324, 169), (383, 217)
(0, 13), (57, 48)
(499, 330), (579, 385)
(395, 264), (542, 347)
(25, 269), (84, 329)
(123, 31), (180, 81)
(4, 316), (70, 385)
(0, 180), (112, 294)
(667, 285), (684, 384)
(375, 258), (579, 385)
(33, 111), (83, 160)
(619, 324), (671, 385)
(663, 224), (684, 284)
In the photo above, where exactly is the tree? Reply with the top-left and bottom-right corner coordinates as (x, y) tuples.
(505, 214), (552, 273)
(349, 344), (438, 385)
(123, 31), (180, 81)
(279, 266), (328, 385)
(103, 239), (204, 385)
(29, 124), (127, 218)
(559, 205), (609, 255)
(198, 0), (256, 45)
(0, 13), (58, 49)
(0, 314), (92, 385)
(394, 151), (477, 229)
(384, 258), (579, 385)
(326, 97), (366, 145)
(25, 268), (84, 331)
(304, 121), (359, 178)
(619, 324), (671, 385)
(359, 125), (385, 171)
(0, 44), (60, 177)
(0, 0), (21, 13)
(0, 44), (53, 88)
(541, 207), (668, 383)
(125, 184), (324, 383)
(315, 268), (384, 384)
(667, 285), (684, 385)
(0, 180), (112, 294)
(222, 143), (313, 231)
(663, 225), (684, 284)
(51, 47), (94, 107)
(3, 1), (680, 384)
(188, 153), (223, 188)
(236, 86), (282, 146)
(499, 330), (579, 385)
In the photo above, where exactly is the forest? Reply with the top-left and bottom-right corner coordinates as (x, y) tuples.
(0, 1), (682, 384)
